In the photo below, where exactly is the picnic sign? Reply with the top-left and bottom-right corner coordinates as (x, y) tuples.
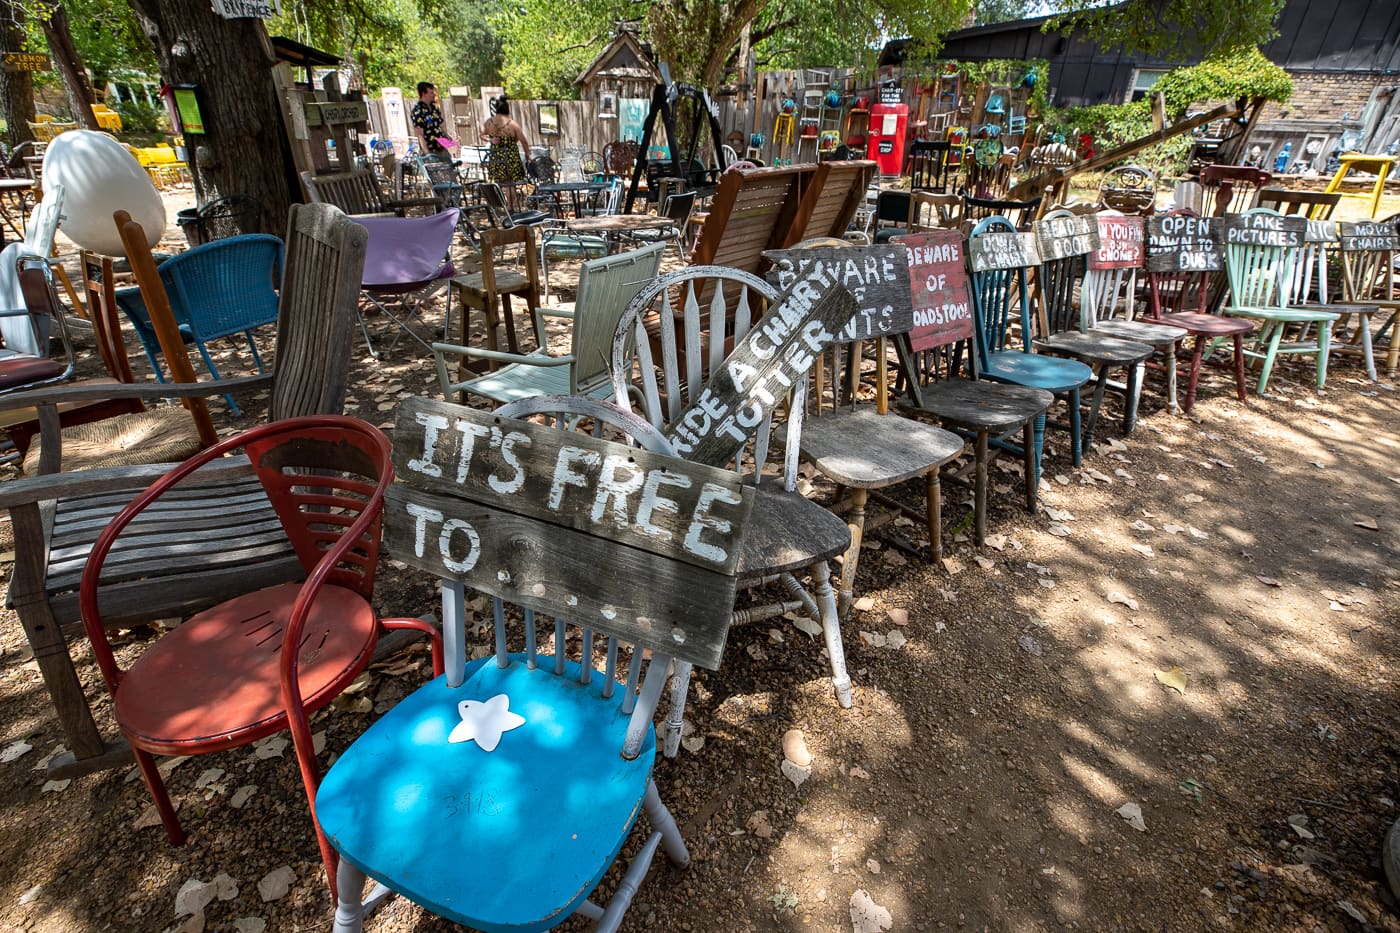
(899, 230), (973, 350)
(667, 267), (859, 466)
(386, 398), (754, 670)
(1146, 214), (1222, 273)
(1090, 215), (1146, 270)
(1339, 219), (1399, 251)
(764, 244), (913, 342)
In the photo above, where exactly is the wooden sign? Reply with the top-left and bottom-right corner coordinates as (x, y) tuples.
(763, 244), (913, 341)
(1305, 220), (1338, 243)
(303, 99), (368, 128)
(899, 230), (973, 351)
(1339, 219), (1399, 252)
(1034, 213), (1101, 261)
(1146, 214), (1222, 273)
(211, 0), (280, 17)
(387, 399), (754, 670)
(1090, 215), (1145, 270)
(1222, 212), (1306, 248)
(666, 271), (859, 466)
(969, 230), (1041, 272)
(2, 52), (49, 73)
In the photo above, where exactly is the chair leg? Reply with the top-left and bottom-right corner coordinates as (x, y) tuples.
(1081, 364), (1109, 453)
(1231, 334), (1248, 402)
(1316, 321), (1332, 388)
(1385, 311), (1400, 376)
(1164, 344), (1179, 413)
(132, 746), (185, 846)
(973, 430), (988, 547)
(1032, 413), (1047, 479)
(662, 660), (692, 759)
(332, 858), (367, 933)
(925, 469), (942, 561)
(1022, 420), (1038, 511)
(810, 560), (853, 708)
(1256, 324), (1284, 395)
(193, 340), (242, 417)
(1123, 362), (1142, 435)
(1184, 336), (1206, 412)
(594, 831), (662, 933)
(643, 780), (690, 867)
(836, 488), (867, 619)
(1068, 387), (1083, 466)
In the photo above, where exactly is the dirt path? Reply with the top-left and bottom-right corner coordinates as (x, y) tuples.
(0, 249), (1396, 932)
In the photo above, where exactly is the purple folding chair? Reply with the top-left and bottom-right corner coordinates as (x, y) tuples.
(354, 209), (458, 357)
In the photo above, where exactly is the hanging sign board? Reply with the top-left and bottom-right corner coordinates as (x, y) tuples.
(171, 86), (205, 135)
(897, 230), (973, 351)
(210, 0), (280, 18)
(2, 52), (50, 72)
(1090, 215), (1145, 270)
(969, 230), (1041, 272)
(1146, 214), (1221, 273)
(1304, 220), (1338, 243)
(1222, 212), (1305, 248)
(1034, 213), (1100, 261)
(1338, 219), (1399, 251)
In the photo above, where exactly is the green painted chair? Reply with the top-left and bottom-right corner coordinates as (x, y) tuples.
(433, 243), (664, 407)
(1221, 208), (1337, 395)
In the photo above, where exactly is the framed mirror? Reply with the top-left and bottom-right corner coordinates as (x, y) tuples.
(538, 103), (560, 135)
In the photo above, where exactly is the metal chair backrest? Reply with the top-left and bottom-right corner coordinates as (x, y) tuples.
(195, 194), (263, 241)
(1096, 164), (1156, 215)
(908, 140), (952, 193)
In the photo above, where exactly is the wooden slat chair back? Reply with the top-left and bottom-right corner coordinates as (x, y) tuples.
(300, 168), (437, 217)
(315, 396), (748, 932)
(1199, 165), (1271, 217)
(908, 140), (952, 193)
(1337, 219), (1400, 378)
(610, 265), (858, 751)
(788, 159), (876, 244)
(450, 223), (542, 364)
(1255, 187), (1341, 221)
(433, 241), (664, 406)
(911, 192), (962, 231)
(0, 202), (368, 781)
(1221, 208), (1336, 394)
(1032, 209), (1154, 446)
(689, 163), (816, 274)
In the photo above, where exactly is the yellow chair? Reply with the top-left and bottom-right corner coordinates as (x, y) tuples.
(91, 104), (123, 134)
(28, 119), (77, 143)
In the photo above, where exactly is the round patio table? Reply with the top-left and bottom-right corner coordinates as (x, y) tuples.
(533, 180), (609, 217)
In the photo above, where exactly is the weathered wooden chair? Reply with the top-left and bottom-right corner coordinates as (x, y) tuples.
(893, 229), (1052, 547)
(1221, 208), (1336, 394)
(80, 415), (440, 887)
(0, 202), (367, 779)
(1032, 209), (1155, 448)
(770, 241), (963, 616)
(1199, 165), (1271, 216)
(433, 241), (664, 406)
(314, 396), (748, 932)
(300, 167), (438, 216)
(1143, 211), (1254, 412)
(910, 191), (963, 231)
(610, 265), (855, 754)
(1080, 212), (1187, 412)
(450, 224), (543, 364)
(963, 194), (1042, 231)
(689, 163), (814, 274)
(1330, 221), (1397, 379)
(967, 215), (1093, 468)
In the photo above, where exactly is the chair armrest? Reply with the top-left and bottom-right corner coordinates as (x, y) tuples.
(432, 342), (572, 367)
(0, 454), (253, 510)
(0, 373), (273, 412)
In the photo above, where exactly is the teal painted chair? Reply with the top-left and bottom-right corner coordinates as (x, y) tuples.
(967, 215), (1093, 473)
(314, 394), (740, 932)
(432, 242), (664, 407)
(1222, 208), (1337, 394)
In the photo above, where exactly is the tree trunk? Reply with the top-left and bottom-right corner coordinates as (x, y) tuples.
(125, 0), (292, 230)
(40, 4), (99, 130)
(0, 0), (36, 148)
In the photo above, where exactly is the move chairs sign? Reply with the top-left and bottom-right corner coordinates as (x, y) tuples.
(388, 398), (754, 670)
(1339, 220), (1399, 251)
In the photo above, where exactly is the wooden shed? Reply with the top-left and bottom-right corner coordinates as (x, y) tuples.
(574, 27), (662, 109)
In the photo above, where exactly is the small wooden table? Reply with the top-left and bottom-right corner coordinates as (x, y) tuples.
(564, 213), (677, 254)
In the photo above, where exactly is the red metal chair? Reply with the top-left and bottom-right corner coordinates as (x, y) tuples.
(79, 415), (442, 896)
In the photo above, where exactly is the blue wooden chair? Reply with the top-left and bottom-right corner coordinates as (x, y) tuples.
(432, 242), (664, 407)
(313, 394), (748, 932)
(1221, 208), (1337, 394)
(967, 215), (1093, 471)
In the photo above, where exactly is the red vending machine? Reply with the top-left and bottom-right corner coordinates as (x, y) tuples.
(866, 103), (908, 175)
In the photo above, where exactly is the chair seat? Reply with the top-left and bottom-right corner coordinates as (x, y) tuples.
(115, 582), (376, 755)
(982, 351), (1093, 393)
(738, 485), (850, 577)
(1091, 320), (1188, 346)
(799, 407), (962, 487)
(22, 408), (204, 474)
(0, 356), (64, 390)
(1225, 305), (1339, 323)
(1294, 302), (1379, 317)
(454, 270), (532, 298)
(904, 379), (1053, 432)
(1036, 332), (1155, 366)
(1153, 312), (1254, 337)
(509, 210), (550, 226)
(317, 656), (653, 933)
(453, 354), (610, 405)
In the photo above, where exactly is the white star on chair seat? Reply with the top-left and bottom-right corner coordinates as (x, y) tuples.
(448, 694), (526, 752)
